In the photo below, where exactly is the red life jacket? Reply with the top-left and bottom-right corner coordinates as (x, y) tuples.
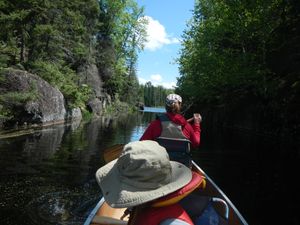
(133, 172), (205, 225)
(134, 203), (194, 225)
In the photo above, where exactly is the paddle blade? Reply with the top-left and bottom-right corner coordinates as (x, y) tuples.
(103, 144), (124, 163)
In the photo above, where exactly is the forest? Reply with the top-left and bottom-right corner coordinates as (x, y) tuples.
(177, 0), (299, 138)
(0, 0), (171, 123)
(0, 0), (299, 137)
(0, 0), (147, 107)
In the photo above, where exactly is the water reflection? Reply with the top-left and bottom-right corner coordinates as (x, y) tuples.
(22, 125), (65, 162)
(0, 111), (159, 225)
(1, 108), (298, 225)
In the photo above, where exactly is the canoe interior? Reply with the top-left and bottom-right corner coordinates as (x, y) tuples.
(191, 162), (248, 225)
(87, 160), (248, 225)
(90, 202), (129, 225)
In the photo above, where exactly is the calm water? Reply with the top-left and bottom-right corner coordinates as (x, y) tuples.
(0, 109), (299, 225)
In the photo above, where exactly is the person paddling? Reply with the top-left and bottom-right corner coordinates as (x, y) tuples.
(140, 94), (202, 166)
(95, 140), (204, 225)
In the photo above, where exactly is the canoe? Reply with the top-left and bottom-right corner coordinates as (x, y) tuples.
(84, 145), (248, 225)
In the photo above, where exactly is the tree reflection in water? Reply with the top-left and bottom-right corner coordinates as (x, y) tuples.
(0, 108), (298, 225)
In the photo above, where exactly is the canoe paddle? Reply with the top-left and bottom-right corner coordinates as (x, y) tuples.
(103, 144), (124, 163)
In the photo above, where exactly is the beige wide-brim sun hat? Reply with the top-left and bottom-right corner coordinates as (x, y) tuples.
(96, 140), (192, 208)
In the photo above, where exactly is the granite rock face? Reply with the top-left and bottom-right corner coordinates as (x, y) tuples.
(77, 63), (103, 98)
(77, 63), (111, 115)
(0, 69), (66, 126)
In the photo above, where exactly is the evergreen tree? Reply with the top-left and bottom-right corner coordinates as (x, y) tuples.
(96, 0), (147, 104)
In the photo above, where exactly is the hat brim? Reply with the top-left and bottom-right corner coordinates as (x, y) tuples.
(96, 159), (192, 208)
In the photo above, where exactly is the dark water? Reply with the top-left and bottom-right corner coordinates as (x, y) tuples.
(0, 108), (299, 225)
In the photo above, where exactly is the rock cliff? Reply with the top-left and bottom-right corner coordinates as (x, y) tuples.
(0, 69), (66, 127)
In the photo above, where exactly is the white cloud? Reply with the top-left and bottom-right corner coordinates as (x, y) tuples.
(138, 74), (176, 89)
(150, 74), (162, 82)
(162, 81), (177, 89)
(143, 16), (180, 51)
(138, 77), (148, 85)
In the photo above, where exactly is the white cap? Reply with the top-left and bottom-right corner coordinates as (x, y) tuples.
(166, 94), (182, 106)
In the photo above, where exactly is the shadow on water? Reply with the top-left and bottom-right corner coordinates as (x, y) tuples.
(192, 123), (300, 225)
(0, 108), (299, 225)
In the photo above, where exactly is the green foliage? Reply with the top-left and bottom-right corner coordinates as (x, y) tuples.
(0, 71), (38, 119)
(96, 0), (147, 102)
(0, 91), (36, 105)
(0, 91), (36, 119)
(104, 94), (134, 116)
(0, 0), (148, 123)
(178, 0), (300, 109)
(140, 82), (173, 107)
(0, 0), (100, 114)
(176, 0), (300, 135)
(30, 61), (92, 109)
(81, 109), (93, 121)
(0, 105), (12, 120)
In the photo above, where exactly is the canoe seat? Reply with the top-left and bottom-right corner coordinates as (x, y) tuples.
(156, 137), (192, 167)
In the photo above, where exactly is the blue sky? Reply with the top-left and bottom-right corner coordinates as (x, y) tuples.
(136, 0), (195, 89)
